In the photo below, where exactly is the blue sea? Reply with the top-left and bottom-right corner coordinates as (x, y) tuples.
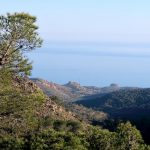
(27, 42), (150, 87)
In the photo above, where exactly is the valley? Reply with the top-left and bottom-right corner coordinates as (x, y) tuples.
(32, 78), (150, 144)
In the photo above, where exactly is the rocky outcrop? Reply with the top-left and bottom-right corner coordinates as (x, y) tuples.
(31, 78), (122, 102)
(37, 98), (76, 121)
(64, 81), (84, 90)
(13, 76), (40, 93)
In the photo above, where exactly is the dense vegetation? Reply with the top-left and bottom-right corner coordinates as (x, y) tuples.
(0, 13), (150, 149)
(75, 89), (150, 109)
(75, 89), (150, 144)
(50, 96), (108, 123)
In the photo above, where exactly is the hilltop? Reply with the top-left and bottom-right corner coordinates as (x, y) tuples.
(31, 78), (137, 102)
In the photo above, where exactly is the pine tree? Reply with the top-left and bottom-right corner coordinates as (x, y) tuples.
(0, 13), (42, 76)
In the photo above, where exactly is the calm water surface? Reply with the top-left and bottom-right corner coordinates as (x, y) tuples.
(27, 43), (150, 87)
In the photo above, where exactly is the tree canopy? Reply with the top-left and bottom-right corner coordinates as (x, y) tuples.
(0, 13), (42, 76)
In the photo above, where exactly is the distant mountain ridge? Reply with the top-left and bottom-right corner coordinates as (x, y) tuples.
(31, 78), (138, 102)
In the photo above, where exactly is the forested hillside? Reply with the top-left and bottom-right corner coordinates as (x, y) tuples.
(75, 88), (150, 114)
(0, 13), (150, 150)
(75, 89), (150, 144)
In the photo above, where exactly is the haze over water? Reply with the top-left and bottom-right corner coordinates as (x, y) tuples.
(1, 0), (150, 87)
(28, 42), (150, 87)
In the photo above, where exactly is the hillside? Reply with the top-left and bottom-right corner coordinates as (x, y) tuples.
(31, 78), (137, 102)
(45, 95), (108, 124)
(0, 74), (79, 136)
(75, 88), (150, 111)
(75, 88), (150, 120)
(75, 88), (150, 144)
(14, 77), (77, 121)
(65, 103), (108, 123)
(31, 78), (83, 101)
(2, 74), (149, 149)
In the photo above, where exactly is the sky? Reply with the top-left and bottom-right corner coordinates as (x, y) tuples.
(1, 0), (150, 43)
(1, 1), (150, 87)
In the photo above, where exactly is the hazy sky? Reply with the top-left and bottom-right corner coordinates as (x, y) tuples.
(1, 0), (150, 43)
(1, 1), (150, 87)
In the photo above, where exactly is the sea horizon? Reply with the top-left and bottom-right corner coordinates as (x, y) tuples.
(28, 41), (150, 88)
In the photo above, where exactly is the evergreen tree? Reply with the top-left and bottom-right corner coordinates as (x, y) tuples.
(0, 13), (42, 76)
(116, 122), (144, 150)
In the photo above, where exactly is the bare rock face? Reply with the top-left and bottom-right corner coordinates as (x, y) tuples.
(31, 79), (122, 102)
(65, 81), (82, 89)
(13, 76), (40, 93)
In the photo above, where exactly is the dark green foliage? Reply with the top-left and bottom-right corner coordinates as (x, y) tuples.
(0, 122), (147, 150)
(65, 102), (107, 123)
(115, 122), (144, 150)
(66, 120), (81, 133)
(75, 89), (150, 144)
(0, 70), (46, 137)
(0, 88), (45, 136)
(75, 89), (150, 109)
(53, 120), (67, 131)
(87, 127), (116, 150)
(0, 136), (24, 150)
(52, 120), (82, 133)
(39, 117), (54, 129)
(30, 129), (88, 150)
(86, 122), (149, 150)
